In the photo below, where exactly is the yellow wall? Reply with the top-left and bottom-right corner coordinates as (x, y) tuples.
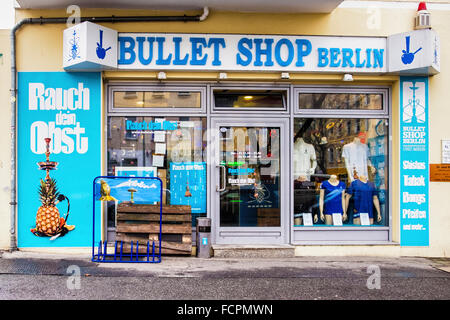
(0, 30), (11, 250)
(3, 5), (449, 256)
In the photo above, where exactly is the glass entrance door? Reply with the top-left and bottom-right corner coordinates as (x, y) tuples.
(211, 118), (288, 244)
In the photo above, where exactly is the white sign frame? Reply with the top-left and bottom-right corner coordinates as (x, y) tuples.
(442, 140), (450, 164)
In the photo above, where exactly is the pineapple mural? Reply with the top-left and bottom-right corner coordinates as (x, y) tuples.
(31, 138), (74, 240)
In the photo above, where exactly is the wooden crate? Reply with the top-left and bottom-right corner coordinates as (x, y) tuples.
(116, 203), (192, 255)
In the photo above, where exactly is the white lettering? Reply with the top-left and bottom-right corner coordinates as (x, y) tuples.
(402, 192), (426, 205)
(28, 82), (90, 111)
(29, 83), (45, 110)
(29, 121), (88, 155)
(403, 175), (425, 186)
(403, 161), (426, 170)
(402, 209), (427, 219)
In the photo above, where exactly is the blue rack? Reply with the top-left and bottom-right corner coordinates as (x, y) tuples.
(91, 176), (163, 263)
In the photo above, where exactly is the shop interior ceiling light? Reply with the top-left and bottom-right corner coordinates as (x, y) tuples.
(343, 73), (353, 81)
(415, 2), (431, 30)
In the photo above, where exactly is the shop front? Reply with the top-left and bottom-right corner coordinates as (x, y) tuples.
(103, 81), (390, 246)
(8, 2), (449, 257)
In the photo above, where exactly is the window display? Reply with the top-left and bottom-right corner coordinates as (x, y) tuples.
(107, 116), (207, 227)
(293, 118), (388, 227)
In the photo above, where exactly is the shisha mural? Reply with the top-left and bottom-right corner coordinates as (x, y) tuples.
(31, 138), (74, 240)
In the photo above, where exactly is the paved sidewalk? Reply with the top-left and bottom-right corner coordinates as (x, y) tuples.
(1, 250), (449, 300)
(1, 250), (449, 278)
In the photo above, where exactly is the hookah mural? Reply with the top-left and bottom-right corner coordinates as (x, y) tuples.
(18, 71), (101, 247)
(31, 138), (74, 240)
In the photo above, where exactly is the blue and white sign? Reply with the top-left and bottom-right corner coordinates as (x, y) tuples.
(18, 72), (102, 247)
(400, 76), (429, 246)
(63, 21), (118, 70)
(117, 33), (386, 73)
(388, 29), (440, 75)
(170, 162), (207, 214)
(94, 177), (162, 204)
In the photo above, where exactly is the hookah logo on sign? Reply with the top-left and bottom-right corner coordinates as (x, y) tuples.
(402, 81), (426, 124)
(401, 36), (422, 65)
(96, 30), (112, 60)
(68, 30), (81, 62)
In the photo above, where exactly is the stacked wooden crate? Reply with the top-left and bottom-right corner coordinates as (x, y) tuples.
(116, 203), (192, 255)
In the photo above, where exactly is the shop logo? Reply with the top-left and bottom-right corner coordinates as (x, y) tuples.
(401, 36), (422, 65)
(68, 30), (81, 62)
(96, 30), (111, 60)
(402, 81), (425, 124)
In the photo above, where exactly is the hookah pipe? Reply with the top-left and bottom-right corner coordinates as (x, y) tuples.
(40, 138), (71, 233)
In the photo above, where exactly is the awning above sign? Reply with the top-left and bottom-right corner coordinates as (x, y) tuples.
(62, 22), (440, 76)
(63, 21), (117, 71)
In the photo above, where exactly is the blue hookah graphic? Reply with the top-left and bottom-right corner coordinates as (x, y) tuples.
(96, 30), (111, 60)
(68, 30), (80, 62)
(403, 82), (425, 124)
(401, 36), (422, 65)
(433, 36), (439, 65)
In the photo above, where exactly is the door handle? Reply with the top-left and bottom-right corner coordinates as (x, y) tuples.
(216, 165), (226, 192)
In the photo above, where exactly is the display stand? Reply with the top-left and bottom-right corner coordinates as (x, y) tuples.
(91, 176), (163, 263)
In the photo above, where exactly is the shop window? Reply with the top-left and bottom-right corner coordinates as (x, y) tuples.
(107, 116), (207, 227)
(214, 90), (286, 110)
(298, 92), (384, 111)
(293, 118), (388, 227)
(113, 90), (202, 109)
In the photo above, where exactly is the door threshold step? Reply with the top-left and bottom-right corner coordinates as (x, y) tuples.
(212, 244), (295, 258)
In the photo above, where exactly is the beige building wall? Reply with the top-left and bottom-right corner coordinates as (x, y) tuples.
(3, 2), (449, 256)
(0, 29), (11, 250)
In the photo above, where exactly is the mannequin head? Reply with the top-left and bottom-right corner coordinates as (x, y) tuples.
(358, 174), (368, 182)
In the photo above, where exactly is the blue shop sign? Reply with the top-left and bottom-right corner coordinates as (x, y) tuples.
(116, 33), (386, 73)
(399, 76), (430, 246)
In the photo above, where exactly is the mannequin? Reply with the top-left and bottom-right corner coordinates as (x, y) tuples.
(342, 135), (376, 182)
(319, 174), (347, 225)
(294, 176), (318, 225)
(345, 174), (381, 225)
(293, 137), (317, 180)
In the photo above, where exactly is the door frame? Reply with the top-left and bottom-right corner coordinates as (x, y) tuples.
(209, 117), (290, 244)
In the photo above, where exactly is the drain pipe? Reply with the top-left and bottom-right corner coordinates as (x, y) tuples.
(9, 7), (209, 252)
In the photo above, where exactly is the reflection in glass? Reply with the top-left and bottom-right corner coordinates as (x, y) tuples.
(219, 126), (281, 227)
(114, 91), (201, 108)
(107, 116), (207, 227)
(299, 93), (383, 110)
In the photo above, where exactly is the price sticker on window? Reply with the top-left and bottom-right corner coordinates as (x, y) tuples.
(302, 213), (313, 226)
(359, 213), (371, 226)
(332, 213), (343, 226)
